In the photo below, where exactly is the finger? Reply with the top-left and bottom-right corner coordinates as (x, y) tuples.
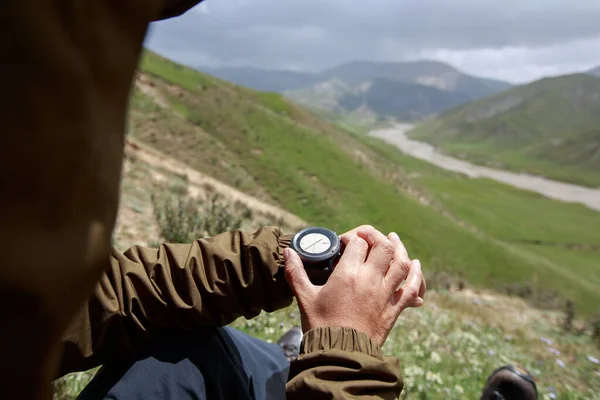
(419, 275), (427, 299)
(284, 248), (317, 302)
(357, 225), (388, 244)
(385, 232), (412, 290)
(393, 260), (424, 311)
(358, 226), (394, 274)
(336, 236), (369, 271)
(388, 233), (425, 298)
(388, 232), (410, 264)
(340, 224), (388, 246)
(340, 225), (372, 246)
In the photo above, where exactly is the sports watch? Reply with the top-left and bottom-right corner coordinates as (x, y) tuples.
(289, 227), (342, 271)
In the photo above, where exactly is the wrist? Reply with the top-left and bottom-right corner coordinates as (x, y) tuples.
(300, 326), (383, 357)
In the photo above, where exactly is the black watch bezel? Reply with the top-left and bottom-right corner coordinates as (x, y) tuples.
(290, 227), (341, 265)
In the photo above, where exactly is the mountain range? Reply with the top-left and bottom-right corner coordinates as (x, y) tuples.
(200, 61), (513, 121)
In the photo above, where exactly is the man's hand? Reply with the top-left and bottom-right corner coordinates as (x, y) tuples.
(284, 225), (425, 346)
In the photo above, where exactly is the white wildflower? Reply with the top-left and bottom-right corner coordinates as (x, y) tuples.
(428, 332), (440, 344)
(404, 365), (425, 377)
(425, 371), (443, 385)
(463, 332), (481, 345)
(265, 326), (275, 336)
(414, 345), (425, 358)
(454, 385), (464, 395)
(408, 329), (420, 341)
(430, 351), (442, 364)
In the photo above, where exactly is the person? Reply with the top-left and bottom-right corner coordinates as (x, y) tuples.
(64, 226), (425, 399)
(0, 1), (426, 398)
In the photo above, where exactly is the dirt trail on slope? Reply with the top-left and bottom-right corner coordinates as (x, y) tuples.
(125, 139), (306, 230)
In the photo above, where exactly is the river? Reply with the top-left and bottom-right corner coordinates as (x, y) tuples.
(369, 124), (600, 212)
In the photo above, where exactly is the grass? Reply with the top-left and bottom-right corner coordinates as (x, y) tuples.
(56, 289), (600, 399)
(228, 289), (600, 399)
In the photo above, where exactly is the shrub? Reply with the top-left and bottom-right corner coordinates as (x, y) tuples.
(151, 188), (243, 243)
(563, 300), (575, 333)
(591, 312), (600, 349)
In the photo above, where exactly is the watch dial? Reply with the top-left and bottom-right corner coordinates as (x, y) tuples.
(299, 232), (331, 254)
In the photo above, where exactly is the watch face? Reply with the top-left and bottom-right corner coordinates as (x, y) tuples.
(299, 232), (331, 254)
(290, 227), (341, 267)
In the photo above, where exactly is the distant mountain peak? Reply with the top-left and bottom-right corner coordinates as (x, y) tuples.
(587, 66), (600, 77)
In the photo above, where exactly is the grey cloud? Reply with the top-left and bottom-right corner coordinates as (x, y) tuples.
(146, 0), (600, 81)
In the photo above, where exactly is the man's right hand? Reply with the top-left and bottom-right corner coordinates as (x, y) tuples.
(284, 225), (425, 347)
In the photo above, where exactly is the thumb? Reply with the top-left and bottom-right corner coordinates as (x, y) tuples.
(284, 248), (316, 301)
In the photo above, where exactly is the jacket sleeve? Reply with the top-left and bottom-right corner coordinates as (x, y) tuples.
(287, 327), (404, 399)
(59, 227), (294, 376)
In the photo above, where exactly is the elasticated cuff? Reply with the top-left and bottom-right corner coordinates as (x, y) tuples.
(276, 233), (294, 269)
(300, 327), (383, 357)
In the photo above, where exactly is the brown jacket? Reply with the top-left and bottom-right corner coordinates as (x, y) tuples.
(0, 0), (402, 398)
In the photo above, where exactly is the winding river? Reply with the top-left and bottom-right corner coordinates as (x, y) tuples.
(370, 124), (600, 212)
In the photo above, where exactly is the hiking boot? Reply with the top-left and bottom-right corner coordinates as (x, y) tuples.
(277, 326), (303, 362)
(480, 365), (538, 400)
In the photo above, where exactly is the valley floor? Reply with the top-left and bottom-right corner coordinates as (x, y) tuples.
(371, 125), (600, 212)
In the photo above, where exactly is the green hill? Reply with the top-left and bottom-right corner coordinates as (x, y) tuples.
(131, 51), (600, 315)
(410, 74), (600, 187)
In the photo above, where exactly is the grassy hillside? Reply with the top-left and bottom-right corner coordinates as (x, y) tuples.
(132, 51), (600, 316)
(410, 74), (600, 187)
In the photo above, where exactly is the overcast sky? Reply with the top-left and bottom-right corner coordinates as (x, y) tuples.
(146, 0), (600, 84)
